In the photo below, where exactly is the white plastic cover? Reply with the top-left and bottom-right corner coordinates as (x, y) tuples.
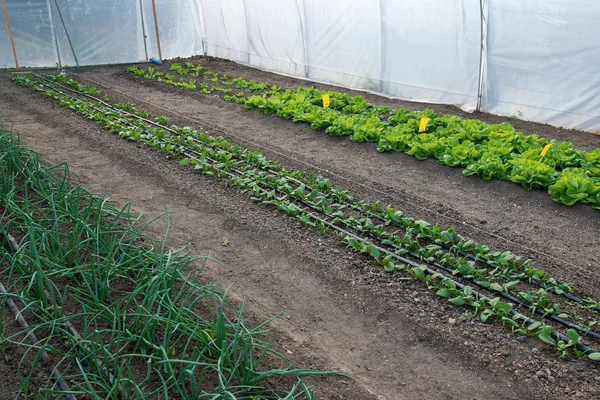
(50, 0), (146, 66)
(302, 0), (381, 92)
(3, 0), (57, 68)
(1, 0), (600, 133)
(199, 0), (247, 64)
(200, 0), (480, 111)
(380, 0), (481, 110)
(482, 0), (600, 132)
(243, 0), (306, 77)
(0, 4), (14, 69)
(0, 0), (202, 68)
(143, 0), (204, 61)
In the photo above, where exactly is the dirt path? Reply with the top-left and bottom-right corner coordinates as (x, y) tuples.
(0, 64), (598, 399)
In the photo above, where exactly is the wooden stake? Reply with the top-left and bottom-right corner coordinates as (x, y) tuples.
(151, 0), (163, 61)
(1, 0), (19, 68)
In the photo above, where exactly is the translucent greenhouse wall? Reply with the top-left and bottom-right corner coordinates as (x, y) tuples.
(1, 0), (599, 133)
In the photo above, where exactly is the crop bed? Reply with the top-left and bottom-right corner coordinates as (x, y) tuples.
(2, 60), (600, 399)
(128, 63), (600, 210)
(0, 126), (332, 398)
(14, 72), (600, 361)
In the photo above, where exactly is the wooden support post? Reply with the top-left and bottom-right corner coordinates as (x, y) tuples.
(151, 0), (163, 61)
(1, 0), (19, 69)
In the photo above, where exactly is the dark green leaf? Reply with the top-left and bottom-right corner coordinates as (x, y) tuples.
(449, 296), (467, 306)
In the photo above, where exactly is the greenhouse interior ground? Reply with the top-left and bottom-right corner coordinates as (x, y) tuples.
(1, 54), (599, 399)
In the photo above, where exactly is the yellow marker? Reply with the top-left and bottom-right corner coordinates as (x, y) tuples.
(540, 143), (553, 158)
(418, 117), (430, 133)
(322, 93), (330, 108)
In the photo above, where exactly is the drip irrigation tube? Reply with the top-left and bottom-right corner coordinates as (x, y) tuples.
(78, 72), (600, 289)
(4, 230), (125, 398)
(60, 72), (600, 312)
(28, 76), (600, 353)
(236, 174), (600, 340)
(34, 73), (600, 317)
(0, 281), (76, 400)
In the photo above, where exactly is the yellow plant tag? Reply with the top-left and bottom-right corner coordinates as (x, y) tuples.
(322, 93), (330, 108)
(540, 143), (553, 158)
(418, 117), (430, 133)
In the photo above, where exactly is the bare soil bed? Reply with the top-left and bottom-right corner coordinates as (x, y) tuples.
(1, 57), (599, 399)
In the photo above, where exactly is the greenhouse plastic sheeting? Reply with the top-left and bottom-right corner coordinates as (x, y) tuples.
(143, 0), (204, 61)
(302, 0), (382, 93)
(0, 0), (201, 68)
(0, 5), (13, 69)
(199, 0), (248, 64)
(200, 0), (480, 111)
(3, 0), (57, 68)
(50, 0), (146, 66)
(243, 0), (306, 77)
(482, 1), (600, 132)
(2, 0), (600, 133)
(380, 0), (481, 110)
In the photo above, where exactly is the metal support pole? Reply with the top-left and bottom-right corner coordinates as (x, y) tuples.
(300, 0), (310, 78)
(53, 0), (79, 67)
(151, 0), (163, 60)
(295, 0), (309, 78)
(242, 0), (251, 65)
(47, 0), (62, 69)
(1, 0), (19, 69)
(476, 0), (486, 111)
(378, 0), (384, 93)
(139, 0), (149, 60)
(196, 0), (208, 56)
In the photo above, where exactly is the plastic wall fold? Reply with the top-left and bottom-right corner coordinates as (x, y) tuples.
(483, 0), (600, 132)
(303, 0), (381, 91)
(243, 0), (306, 77)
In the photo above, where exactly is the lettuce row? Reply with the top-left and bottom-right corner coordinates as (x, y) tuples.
(244, 88), (600, 209)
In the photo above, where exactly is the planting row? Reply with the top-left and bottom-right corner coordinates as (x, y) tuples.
(29, 75), (580, 297)
(0, 127), (330, 398)
(127, 64), (600, 210)
(14, 74), (600, 360)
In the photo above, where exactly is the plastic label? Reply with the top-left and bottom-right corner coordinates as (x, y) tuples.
(322, 93), (330, 108)
(418, 117), (430, 133)
(540, 143), (553, 158)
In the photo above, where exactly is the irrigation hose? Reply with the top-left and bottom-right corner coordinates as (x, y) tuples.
(4, 230), (126, 398)
(235, 174), (600, 340)
(73, 71), (600, 285)
(26, 76), (600, 355)
(0, 281), (76, 400)
(34, 74), (600, 316)
(179, 138), (600, 343)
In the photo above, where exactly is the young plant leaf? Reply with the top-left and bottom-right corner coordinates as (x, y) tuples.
(566, 329), (580, 345)
(449, 296), (467, 306)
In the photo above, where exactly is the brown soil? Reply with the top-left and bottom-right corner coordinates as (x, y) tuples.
(0, 57), (599, 399)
